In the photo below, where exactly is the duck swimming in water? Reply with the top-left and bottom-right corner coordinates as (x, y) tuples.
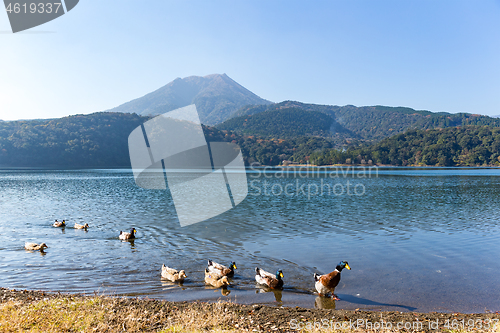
(255, 267), (284, 289)
(74, 223), (89, 230)
(119, 228), (136, 240)
(204, 268), (230, 288)
(207, 260), (237, 278)
(161, 264), (187, 282)
(25, 242), (48, 251)
(53, 220), (65, 227)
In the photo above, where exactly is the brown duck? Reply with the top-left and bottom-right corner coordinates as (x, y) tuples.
(161, 264), (187, 282)
(204, 269), (230, 288)
(74, 223), (89, 230)
(25, 242), (48, 251)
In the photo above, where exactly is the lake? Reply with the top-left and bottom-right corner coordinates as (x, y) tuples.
(0, 166), (499, 313)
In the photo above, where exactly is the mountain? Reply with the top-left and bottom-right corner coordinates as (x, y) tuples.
(106, 74), (272, 125)
(226, 101), (500, 142)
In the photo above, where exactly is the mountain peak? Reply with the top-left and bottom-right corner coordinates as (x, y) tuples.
(107, 74), (271, 125)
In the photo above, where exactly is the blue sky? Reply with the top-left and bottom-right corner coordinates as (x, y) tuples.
(1, 0), (499, 121)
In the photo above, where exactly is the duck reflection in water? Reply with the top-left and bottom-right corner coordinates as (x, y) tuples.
(204, 285), (231, 296)
(315, 296), (336, 309)
(122, 239), (136, 250)
(25, 249), (48, 257)
(256, 287), (283, 303)
(161, 280), (187, 291)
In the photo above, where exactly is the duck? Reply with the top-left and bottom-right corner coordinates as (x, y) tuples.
(25, 242), (48, 251)
(161, 264), (187, 282)
(53, 220), (65, 227)
(204, 268), (230, 288)
(207, 260), (237, 278)
(255, 267), (284, 289)
(74, 223), (89, 230)
(314, 260), (351, 300)
(119, 228), (136, 240)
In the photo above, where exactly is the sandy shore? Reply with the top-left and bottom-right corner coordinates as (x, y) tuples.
(1, 288), (499, 332)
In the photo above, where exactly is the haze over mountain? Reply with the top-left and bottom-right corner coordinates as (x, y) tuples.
(106, 74), (272, 125)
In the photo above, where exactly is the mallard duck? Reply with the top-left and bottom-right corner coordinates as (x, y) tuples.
(204, 268), (230, 288)
(314, 260), (351, 300)
(255, 267), (284, 289)
(207, 260), (236, 277)
(74, 223), (89, 230)
(161, 264), (187, 282)
(53, 219), (65, 227)
(25, 242), (48, 251)
(119, 228), (136, 240)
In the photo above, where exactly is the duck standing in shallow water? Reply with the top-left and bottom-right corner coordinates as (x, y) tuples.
(161, 264), (187, 282)
(119, 228), (136, 240)
(204, 269), (230, 288)
(74, 223), (89, 230)
(25, 242), (48, 251)
(255, 267), (284, 289)
(53, 220), (65, 227)
(207, 260), (237, 278)
(314, 260), (351, 300)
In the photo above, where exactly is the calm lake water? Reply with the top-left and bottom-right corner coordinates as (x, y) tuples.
(0, 167), (499, 313)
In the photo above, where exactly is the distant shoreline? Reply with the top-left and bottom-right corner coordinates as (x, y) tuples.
(2, 165), (500, 170)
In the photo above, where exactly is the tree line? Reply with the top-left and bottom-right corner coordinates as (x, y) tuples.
(2, 112), (500, 168)
(309, 126), (500, 166)
(0, 112), (329, 167)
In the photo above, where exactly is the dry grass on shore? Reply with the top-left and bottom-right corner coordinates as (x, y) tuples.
(0, 296), (243, 332)
(1, 289), (499, 333)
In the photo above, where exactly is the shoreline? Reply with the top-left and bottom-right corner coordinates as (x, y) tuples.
(1, 288), (499, 332)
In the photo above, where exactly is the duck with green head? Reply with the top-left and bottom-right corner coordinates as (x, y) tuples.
(255, 267), (284, 289)
(314, 260), (351, 300)
(207, 260), (237, 278)
(119, 228), (136, 240)
(53, 220), (65, 227)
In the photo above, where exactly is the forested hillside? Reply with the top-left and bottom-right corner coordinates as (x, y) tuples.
(310, 126), (500, 166)
(0, 113), (148, 167)
(216, 108), (334, 138)
(2, 112), (500, 168)
(228, 101), (500, 142)
(205, 125), (333, 165)
(0, 112), (329, 167)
